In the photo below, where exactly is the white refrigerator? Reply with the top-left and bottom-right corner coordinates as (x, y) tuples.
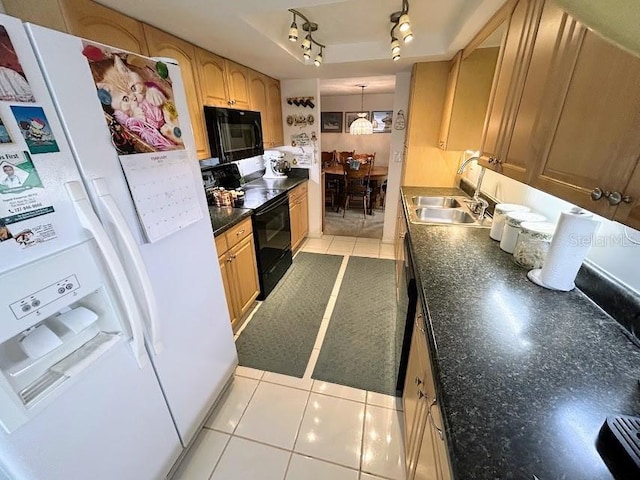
(0, 14), (237, 479)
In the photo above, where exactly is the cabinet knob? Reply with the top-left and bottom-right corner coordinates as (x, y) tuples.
(415, 376), (423, 386)
(488, 156), (501, 166)
(237, 229), (245, 236)
(417, 390), (426, 399)
(590, 187), (604, 201)
(606, 191), (633, 206)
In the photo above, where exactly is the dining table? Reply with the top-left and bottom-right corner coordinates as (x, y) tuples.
(322, 164), (389, 215)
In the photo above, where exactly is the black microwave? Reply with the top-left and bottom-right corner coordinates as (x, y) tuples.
(203, 106), (264, 163)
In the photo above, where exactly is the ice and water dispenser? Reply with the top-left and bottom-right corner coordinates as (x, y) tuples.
(0, 241), (131, 432)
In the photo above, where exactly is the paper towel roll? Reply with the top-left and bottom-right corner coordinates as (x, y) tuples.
(527, 208), (600, 291)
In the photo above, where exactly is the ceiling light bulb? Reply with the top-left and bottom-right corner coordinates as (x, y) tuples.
(390, 39), (401, 55)
(289, 21), (298, 42)
(398, 13), (411, 32)
(392, 51), (401, 61)
(303, 49), (311, 60)
(314, 51), (323, 66)
(402, 28), (413, 43)
(301, 35), (311, 50)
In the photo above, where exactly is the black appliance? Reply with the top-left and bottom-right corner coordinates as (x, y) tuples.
(396, 234), (418, 394)
(203, 106), (264, 163)
(202, 163), (292, 300)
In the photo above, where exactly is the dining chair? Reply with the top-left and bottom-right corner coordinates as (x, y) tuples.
(342, 160), (373, 218)
(321, 151), (336, 168)
(336, 150), (355, 165)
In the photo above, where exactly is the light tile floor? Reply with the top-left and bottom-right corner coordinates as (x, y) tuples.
(173, 236), (404, 480)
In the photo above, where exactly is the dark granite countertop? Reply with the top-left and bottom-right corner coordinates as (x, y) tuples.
(401, 186), (640, 480)
(208, 176), (308, 236)
(208, 207), (252, 237)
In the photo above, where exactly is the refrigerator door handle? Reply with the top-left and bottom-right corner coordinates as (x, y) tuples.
(92, 178), (163, 355)
(65, 181), (149, 368)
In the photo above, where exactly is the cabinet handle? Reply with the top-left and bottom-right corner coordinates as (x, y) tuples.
(236, 229), (245, 236)
(428, 398), (444, 440)
(488, 156), (501, 166)
(606, 191), (633, 206)
(415, 376), (423, 386)
(418, 390), (426, 399)
(399, 233), (405, 239)
(590, 187), (604, 201)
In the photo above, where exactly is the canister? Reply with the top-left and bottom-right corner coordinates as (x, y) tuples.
(512, 221), (556, 269)
(490, 204), (530, 241)
(500, 211), (546, 253)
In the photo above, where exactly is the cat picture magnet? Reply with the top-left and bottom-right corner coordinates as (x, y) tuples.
(81, 42), (185, 156)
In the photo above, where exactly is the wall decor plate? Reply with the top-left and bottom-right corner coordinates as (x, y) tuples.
(286, 115), (294, 126)
(307, 114), (314, 125)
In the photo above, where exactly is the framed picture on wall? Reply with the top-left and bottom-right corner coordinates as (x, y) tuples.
(344, 111), (370, 132)
(321, 112), (343, 132)
(371, 110), (393, 133)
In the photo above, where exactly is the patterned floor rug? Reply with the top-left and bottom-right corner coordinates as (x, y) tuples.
(312, 256), (400, 396)
(235, 252), (343, 377)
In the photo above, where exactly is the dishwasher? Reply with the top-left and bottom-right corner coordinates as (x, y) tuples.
(396, 234), (418, 394)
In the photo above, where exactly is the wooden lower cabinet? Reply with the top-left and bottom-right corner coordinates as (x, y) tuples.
(216, 218), (259, 332)
(403, 301), (452, 480)
(289, 183), (309, 251)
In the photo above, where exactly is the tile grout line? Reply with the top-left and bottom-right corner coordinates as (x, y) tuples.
(359, 402), (368, 474)
(205, 430), (232, 480)
(302, 254), (351, 377)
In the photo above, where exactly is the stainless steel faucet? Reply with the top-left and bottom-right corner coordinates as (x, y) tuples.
(457, 156), (488, 218)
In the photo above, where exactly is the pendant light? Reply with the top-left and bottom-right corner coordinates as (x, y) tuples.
(350, 85), (373, 135)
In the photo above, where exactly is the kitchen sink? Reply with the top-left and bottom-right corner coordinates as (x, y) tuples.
(407, 195), (492, 227)
(413, 208), (476, 224)
(411, 196), (461, 208)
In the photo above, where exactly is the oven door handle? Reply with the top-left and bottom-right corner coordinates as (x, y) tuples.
(254, 194), (289, 216)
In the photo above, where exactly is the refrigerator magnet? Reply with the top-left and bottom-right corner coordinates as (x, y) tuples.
(0, 26), (36, 103)
(10, 106), (59, 154)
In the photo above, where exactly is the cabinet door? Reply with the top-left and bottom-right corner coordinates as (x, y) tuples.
(299, 192), (309, 239)
(219, 255), (238, 328)
(196, 47), (229, 108)
(289, 201), (302, 251)
(225, 60), (251, 109)
(395, 200), (407, 288)
(267, 79), (284, 147)
(144, 26), (209, 159)
(228, 236), (260, 321)
(614, 162), (640, 230)
(480, 0), (543, 180)
(430, 403), (453, 480)
(529, 17), (640, 217)
(58, 0), (149, 54)
(249, 72), (270, 147)
(438, 51), (462, 150)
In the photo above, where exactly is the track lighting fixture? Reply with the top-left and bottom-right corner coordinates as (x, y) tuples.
(288, 14), (298, 42)
(390, 0), (413, 60)
(287, 9), (326, 66)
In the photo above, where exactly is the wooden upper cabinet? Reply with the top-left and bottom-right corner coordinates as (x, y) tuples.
(196, 48), (229, 108)
(528, 5), (640, 219)
(479, 0), (544, 182)
(439, 47), (500, 152)
(249, 72), (269, 146)
(58, 0), (149, 54)
(225, 60), (251, 109)
(267, 78), (284, 147)
(143, 25), (209, 159)
(438, 51), (462, 150)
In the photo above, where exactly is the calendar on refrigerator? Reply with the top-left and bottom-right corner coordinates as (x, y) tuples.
(118, 150), (203, 243)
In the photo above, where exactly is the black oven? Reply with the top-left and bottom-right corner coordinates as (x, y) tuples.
(203, 106), (264, 163)
(252, 194), (292, 300)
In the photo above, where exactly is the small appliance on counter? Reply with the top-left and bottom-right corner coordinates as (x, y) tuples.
(263, 150), (290, 179)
